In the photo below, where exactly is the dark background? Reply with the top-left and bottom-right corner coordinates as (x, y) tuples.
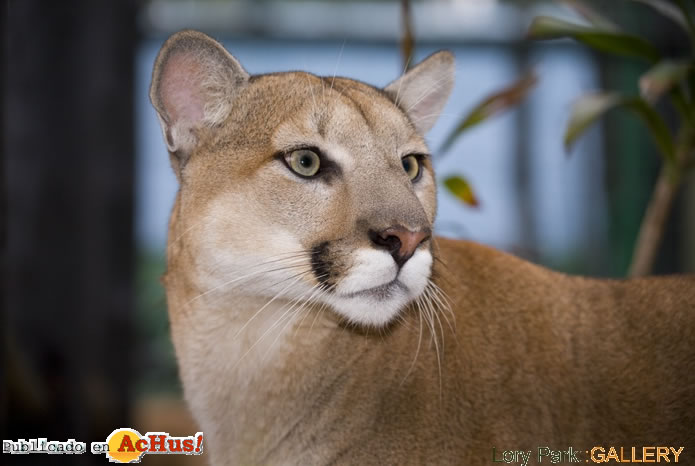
(3, 1), (137, 465)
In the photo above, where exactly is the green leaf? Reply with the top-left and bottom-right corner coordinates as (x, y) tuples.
(632, 0), (689, 33)
(527, 16), (660, 63)
(639, 60), (693, 103)
(439, 73), (537, 154)
(443, 176), (479, 207)
(565, 93), (622, 152)
(565, 92), (675, 162)
(560, 0), (621, 31)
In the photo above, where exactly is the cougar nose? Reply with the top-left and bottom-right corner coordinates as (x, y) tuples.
(369, 226), (431, 268)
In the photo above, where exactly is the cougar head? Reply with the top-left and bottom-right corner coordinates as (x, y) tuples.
(150, 30), (454, 327)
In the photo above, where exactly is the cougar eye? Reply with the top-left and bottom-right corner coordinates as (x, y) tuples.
(287, 149), (320, 177)
(402, 154), (421, 181)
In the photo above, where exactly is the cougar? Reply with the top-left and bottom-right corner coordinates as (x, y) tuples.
(149, 30), (695, 465)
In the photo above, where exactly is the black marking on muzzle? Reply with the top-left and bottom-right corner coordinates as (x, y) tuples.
(310, 242), (334, 288)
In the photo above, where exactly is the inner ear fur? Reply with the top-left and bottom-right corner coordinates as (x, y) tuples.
(149, 29), (249, 172)
(384, 51), (455, 135)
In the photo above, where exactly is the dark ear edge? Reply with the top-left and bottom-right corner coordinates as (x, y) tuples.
(149, 30), (249, 173)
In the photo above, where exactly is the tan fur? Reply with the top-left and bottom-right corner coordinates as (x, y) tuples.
(151, 31), (695, 465)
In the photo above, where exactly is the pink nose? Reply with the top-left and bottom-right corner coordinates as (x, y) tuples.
(369, 226), (431, 267)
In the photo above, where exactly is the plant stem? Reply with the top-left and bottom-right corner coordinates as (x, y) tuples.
(400, 0), (415, 71)
(628, 164), (681, 277)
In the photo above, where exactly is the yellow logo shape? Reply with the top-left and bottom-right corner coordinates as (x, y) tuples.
(106, 428), (146, 463)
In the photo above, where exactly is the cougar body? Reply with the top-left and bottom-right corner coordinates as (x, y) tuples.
(150, 30), (695, 465)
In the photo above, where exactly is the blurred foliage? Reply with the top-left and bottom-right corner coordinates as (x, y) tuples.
(443, 176), (480, 207)
(440, 72), (538, 155)
(398, 0), (693, 275)
(528, 15), (659, 62)
(562, 93), (675, 158)
(437, 72), (538, 208)
(528, 0), (695, 276)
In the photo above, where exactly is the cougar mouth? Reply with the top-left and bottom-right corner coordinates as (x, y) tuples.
(339, 279), (405, 300)
(307, 237), (432, 326)
(310, 240), (402, 296)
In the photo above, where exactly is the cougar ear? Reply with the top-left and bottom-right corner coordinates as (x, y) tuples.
(384, 51), (455, 134)
(149, 29), (249, 170)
